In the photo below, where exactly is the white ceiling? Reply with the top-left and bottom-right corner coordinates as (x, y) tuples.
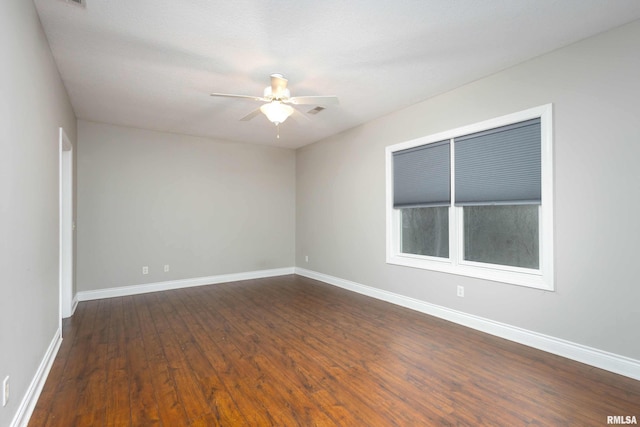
(34, 0), (640, 149)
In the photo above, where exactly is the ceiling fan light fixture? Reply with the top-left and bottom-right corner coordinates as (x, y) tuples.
(260, 101), (294, 125)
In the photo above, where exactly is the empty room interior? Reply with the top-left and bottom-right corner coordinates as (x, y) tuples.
(3, 1), (640, 426)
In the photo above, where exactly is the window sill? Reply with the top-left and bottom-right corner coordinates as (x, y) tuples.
(386, 254), (553, 291)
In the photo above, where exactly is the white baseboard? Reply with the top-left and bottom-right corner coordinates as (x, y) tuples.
(295, 267), (640, 381)
(11, 328), (62, 427)
(70, 295), (78, 316)
(77, 267), (296, 301)
(62, 295), (79, 319)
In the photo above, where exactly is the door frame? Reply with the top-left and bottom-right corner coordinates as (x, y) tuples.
(59, 127), (74, 331)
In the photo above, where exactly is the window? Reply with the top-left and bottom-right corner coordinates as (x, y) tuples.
(386, 105), (553, 290)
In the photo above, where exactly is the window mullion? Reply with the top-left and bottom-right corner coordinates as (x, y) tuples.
(455, 207), (464, 267)
(449, 138), (458, 266)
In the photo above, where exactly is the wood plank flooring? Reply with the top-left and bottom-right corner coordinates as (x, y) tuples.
(29, 275), (640, 426)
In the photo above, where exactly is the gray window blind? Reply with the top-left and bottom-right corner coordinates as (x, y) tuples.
(393, 140), (450, 208)
(454, 118), (541, 206)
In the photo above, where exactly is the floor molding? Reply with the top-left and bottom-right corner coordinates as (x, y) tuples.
(77, 267), (296, 301)
(71, 295), (78, 316)
(295, 267), (640, 381)
(11, 328), (62, 427)
(65, 295), (78, 319)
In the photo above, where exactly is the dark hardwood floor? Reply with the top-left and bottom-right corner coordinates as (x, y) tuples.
(29, 275), (640, 426)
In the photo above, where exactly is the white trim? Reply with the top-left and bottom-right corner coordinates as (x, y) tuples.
(386, 104), (554, 290)
(294, 268), (640, 381)
(10, 329), (62, 427)
(70, 295), (78, 316)
(59, 127), (74, 322)
(77, 267), (296, 301)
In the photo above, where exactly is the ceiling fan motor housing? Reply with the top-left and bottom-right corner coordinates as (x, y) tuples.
(264, 86), (290, 101)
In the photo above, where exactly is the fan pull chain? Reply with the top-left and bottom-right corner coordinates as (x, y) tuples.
(276, 123), (280, 139)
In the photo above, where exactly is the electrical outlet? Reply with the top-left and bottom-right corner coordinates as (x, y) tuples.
(142, 266), (149, 275)
(305, 255), (309, 263)
(164, 264), (170, 272)
(457, 285), (464, 298)
(2, 376), (9, 407)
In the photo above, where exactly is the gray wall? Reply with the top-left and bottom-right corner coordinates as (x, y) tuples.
(77, 121), (295, 292)
(297, 20), (640, 360)
(0, 1), (77, 425)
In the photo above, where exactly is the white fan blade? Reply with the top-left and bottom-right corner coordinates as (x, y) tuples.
(270, 74), (288, 98)
(210, 93), (265, 102)
(240, 108), (263, 121)
(288, 95), (339, 106)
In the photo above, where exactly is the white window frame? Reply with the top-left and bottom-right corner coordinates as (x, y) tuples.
(385, 104), (554, 290)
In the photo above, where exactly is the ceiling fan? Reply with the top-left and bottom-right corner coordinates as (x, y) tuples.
(210, 74), (339, 128)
